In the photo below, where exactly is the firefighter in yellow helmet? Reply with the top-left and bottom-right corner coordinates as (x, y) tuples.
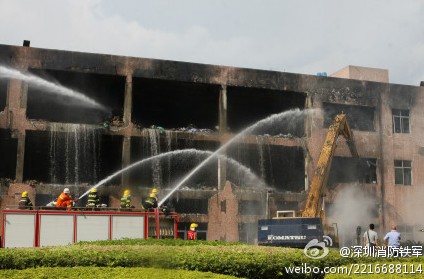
(142, 191), (158, 211)
(18, 191), (33, 210)
(120, 189), (132, 209)
(187, 223), (198, 240)
(86, 188), (100, 208)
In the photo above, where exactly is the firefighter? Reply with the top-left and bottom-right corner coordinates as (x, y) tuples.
(56, 188), (78, 210)
(86, 188), (100, 208)
(18, 191), (33, 210)
(141, 187), (159, 211)
(150, 187), (159, 205)
(187, 223), (198, 240)
(120, 189), (132, 208)
(142, 192), (158, 211)
(159, 202), (171, 215)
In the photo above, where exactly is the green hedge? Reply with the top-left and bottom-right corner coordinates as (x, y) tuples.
(0, 267), (239, 279)
(1, 240), (422, 279)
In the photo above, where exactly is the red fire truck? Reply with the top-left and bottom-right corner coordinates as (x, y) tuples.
(1, 207), (178, 248)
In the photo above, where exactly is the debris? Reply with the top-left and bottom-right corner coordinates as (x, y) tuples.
(175, 125), (213, 134)
(46, 201), (56, 207)
(150, 125), (165, 134)
(111, 116), (124, 127)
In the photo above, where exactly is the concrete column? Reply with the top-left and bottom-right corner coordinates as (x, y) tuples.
(219, 85), (227, 133)
(123, 74), (133, 125)
(15, 131), (26, 183)
(121, 74), (133, 187)
(121, 136), (131, 187)
(378, 85), (391, 231)
(20, 82), (28, 109)
(304, 95), (313, 191)
(7, 75), (28, 182)
(218, 85), (227, 190)
(218, 159), (227, 190)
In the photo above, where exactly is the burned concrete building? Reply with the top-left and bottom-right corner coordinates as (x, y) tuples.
(0, 42), (423, 244)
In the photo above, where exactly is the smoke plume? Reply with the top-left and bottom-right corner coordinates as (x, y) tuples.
(330, 184), (376, 247)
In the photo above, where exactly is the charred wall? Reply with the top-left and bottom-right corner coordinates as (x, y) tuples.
(314, 81), (380, 107)
(26, 69), (125, 124)
(323, 102), (375, 131)
(388, 84), (418, 110)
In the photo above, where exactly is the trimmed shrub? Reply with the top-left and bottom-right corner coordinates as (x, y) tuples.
(1, 240), (422, 279)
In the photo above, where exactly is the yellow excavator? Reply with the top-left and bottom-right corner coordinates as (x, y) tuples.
(258, 113), (359, 247)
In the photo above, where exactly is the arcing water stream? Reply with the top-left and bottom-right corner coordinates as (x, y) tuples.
(158, 108), (310, 206)
(78, 148), (266, 199)
(0, 65), (107, 111)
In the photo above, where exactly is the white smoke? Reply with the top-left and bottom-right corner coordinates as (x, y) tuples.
(401, 187), (424, 243)
(330, 184), (376, 247)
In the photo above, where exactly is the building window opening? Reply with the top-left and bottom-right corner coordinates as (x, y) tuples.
(327, 157), (377, 186)
(362, 159), (377, 184)
(392, 109), (410, 133)
(394, 160), (412, 185)
(220, 200), (226, 213)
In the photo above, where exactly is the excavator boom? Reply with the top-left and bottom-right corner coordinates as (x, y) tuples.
(257, 113), (358, 248)
(302, 113), (358, 218)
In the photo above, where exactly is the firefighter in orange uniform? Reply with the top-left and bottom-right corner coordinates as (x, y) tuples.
(56, 188), (78, 210)
(187, 223), (198, 240)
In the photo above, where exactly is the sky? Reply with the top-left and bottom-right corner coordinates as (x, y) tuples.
(0, 0), (423, 86)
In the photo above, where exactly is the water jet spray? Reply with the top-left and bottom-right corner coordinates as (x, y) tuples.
(0, 65), (108, 111)
(158, 108), (313, 206)
(78, 148), (267, 200)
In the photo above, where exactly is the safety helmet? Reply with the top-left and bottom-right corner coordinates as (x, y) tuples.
(149, 193), (156, 198)
(64, 188), (70, 194)
(90, 188), (97, 193)
(124, 189), (130, 196)
(22, 191), (28, 197)
(190, 223), (198, 229)
(151, 188), (158, 194)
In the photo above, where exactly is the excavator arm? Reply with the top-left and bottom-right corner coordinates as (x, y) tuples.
(302, 113), (358, 218)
